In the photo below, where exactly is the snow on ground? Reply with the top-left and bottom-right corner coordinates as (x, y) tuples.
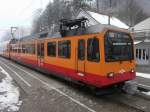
(142, 91), (150, 96)
(0, 66), (22, 112)
(136, 72), (150, 79)
(136, 72), (150, 96)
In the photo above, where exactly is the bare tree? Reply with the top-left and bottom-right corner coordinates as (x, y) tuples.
(31, 0), (93, 34)
(117, 0), (148, 27)
(96, 0), (148, 27)
(31, 9), (43, 34)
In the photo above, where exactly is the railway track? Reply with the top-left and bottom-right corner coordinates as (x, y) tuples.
(0, 57), (150, 112)
(56, 81), (150, 112)
(104, 92), (149, 112)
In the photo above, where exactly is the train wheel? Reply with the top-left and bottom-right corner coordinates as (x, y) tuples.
(117, 82), (125, 90)
(89, 86), (117, 96)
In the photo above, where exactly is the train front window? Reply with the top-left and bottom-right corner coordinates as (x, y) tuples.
(104, 31), (134, 62)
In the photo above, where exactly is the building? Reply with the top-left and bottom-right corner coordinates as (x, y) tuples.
(135, 40), (150, 66)
(132, 17), (150, 67)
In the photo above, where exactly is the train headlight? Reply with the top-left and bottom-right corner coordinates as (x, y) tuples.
(107, 72), (114, 78)
(130, 69), (135, 73)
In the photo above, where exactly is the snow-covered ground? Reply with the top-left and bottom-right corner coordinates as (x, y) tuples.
(143, 91), (150, 96)
(0, 66), (22, 112)
(136, 72), (150, 96)
(136, 72), (150, 79)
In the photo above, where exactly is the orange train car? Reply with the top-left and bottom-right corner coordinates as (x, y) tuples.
(0, 40), (11, 58)
(1, 18), (136, 88)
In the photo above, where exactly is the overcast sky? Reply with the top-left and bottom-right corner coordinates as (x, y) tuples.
(0, 0), (51, 38)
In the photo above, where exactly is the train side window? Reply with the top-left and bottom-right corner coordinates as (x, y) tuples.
(37, 44), (40, 56)
(47, 42), (56, 57)
(58, 40), (71, 58)
(41, 43), (44, 57)
(26, 44), (35, 54)
(87, 37), (100, 62)
(37, 43), (44, 56)
(23, 44), (35, 54)
(78, 39), (85, 60)
(22, 45), (26, 53)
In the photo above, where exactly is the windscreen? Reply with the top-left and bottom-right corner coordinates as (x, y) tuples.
(104, 31), (134, 62)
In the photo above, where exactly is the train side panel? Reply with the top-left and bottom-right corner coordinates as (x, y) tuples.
(3, 28), (136, 88)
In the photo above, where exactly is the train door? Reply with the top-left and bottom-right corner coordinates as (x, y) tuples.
(37, 41), (45, 67)
(77, 39), (85, 76)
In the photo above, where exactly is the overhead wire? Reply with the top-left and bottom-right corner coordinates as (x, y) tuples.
(0, 0), (38, 40)
(15, 0), (36, 17)
(1, 0), (48, 39)
(17, 0), (44, 27)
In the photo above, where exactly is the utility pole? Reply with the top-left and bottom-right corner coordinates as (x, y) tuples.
(108, 0), (112, 25)
(96, 0), (99, 12)
(11, 27), (18, 39)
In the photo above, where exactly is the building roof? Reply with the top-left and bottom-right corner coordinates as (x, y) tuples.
(134, 39), (150, 45)
(77, 10), (129, 29)
(132, 17), (150, 31)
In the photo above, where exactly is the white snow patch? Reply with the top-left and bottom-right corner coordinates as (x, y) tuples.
(0, 66), (22, 112)
(144, 38), (150, 42)
(136, 72), (150, 79)
(134, 40), (142, 45)
(142, 91), (150, 96)
(87, 11), (129, 29)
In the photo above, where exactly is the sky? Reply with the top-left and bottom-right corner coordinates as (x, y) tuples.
(0, 0), (51, 39)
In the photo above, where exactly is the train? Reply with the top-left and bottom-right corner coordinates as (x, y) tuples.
(0, 18), (136, 90)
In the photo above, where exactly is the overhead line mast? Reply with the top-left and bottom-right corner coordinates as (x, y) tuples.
(10, 27), (18, 39)
(108, 0), (112, 25)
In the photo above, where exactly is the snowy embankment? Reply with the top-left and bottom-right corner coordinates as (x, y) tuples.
(136, 72), (150, 79)
(143, 91), (150, 96)
(0, 66), (22, 111)
(136, 72), (150, 96)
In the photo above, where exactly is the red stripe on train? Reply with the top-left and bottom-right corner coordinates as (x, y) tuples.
(11, 56), (136, 88)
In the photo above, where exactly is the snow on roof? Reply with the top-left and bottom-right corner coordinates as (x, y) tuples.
(133, 17), (150, 31)
(134, 40), (142, 45)
(77, 10), (129, 29)
(87, 11), (129, 29)
(134, 38), (150, 45)
(144, 38), (150, 42)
